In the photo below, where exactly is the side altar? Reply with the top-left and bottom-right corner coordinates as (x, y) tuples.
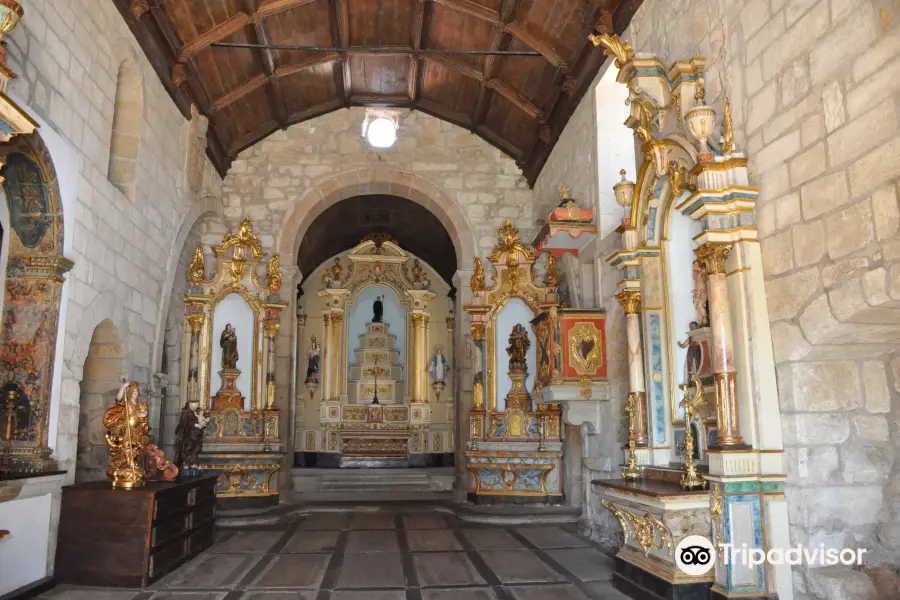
(295, 236), (455, 468)
(463, 221), (564, 504)
(180, 218), (287, 506)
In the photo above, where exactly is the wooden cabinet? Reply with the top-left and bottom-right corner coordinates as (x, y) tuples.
(55, 475), (217, 587)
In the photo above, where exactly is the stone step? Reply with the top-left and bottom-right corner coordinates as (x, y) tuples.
(318, 468), (432, 492)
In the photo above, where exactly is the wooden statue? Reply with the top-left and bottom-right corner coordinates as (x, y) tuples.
(507, 324), (530, 372)
(174, 399), (209, 470)
(220, 324), (239, 370)
(103, 381), (150, 489)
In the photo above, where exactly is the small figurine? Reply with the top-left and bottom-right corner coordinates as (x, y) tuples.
(409, 259), (430, 289)
(677, 321), (703, 384)
(306, 336), (320, 381)
(506, 324), (531, 372)
(103, 381), (150, 489)
(322, 257), (343, 288)
(174, 399), (210, 471)
(429, 346), (449, 384)
(692, 260), (709, 327)
(373, 295), (384, 323)
(220, 324), (239, 370)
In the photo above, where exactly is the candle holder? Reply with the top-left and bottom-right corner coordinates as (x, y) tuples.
(679, 377), (707, 490)
(621, 393), (642, 480)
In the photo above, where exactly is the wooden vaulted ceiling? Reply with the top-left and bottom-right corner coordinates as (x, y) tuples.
(116, 0), (642, 184)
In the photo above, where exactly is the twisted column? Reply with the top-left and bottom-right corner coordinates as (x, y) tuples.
(695, 242), (746, 448)
(615, 289), (648, 446)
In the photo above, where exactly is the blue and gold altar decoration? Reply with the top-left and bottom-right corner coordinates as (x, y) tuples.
(463, 221), (563, 503)
(181, 217), (287, 505)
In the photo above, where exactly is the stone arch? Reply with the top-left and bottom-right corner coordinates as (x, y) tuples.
(277, 167), (477, 273)
(65, 290), (133, 382)
(75, 319), (125, 483)
(107, 51), (145, 201)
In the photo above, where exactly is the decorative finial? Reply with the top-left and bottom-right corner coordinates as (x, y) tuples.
(588, 33), (633, 68)
(559, 181), (571, 200)
(722, 97), (735, 154)
(188, 246), (205, 285)
(266, 254), (283, 295)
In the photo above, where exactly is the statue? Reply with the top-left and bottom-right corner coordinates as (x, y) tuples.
(188, 246), (205, 285)
(429, 346), (449, 384)
(409, 259), (430, 289)
(266, 254), (283, 295)
(220, 324), (239, 370)
(470, 257), (486, 292)
(306, 336), (320, 381)
(507, 324), (531, 372)
(677, 321), (703, 383)
(373, 295), (384, 323)
(322, 257), (343, 288)
(174, 399), (210, 470)
(103, 381), (151, 489)
(544, 253), (560, 288)
(692, 259), (709, 326)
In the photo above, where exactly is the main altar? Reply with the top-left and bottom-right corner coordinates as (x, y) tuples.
(294, 236), (455, 468)
(179, 218), (287, 506)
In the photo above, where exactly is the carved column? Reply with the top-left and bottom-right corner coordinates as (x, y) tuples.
(263, 318), (279, 410)
(446, 316), (455, 400)
(411, 313), (430, 402)
(329, 311), (344, 401)
(695, 242), (746, 448)
(615, 289), (648, 446)
(185, 309), (204, 405)
(296, 314), (308, 420)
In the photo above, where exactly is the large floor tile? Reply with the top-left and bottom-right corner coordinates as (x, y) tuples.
(514, 527), (590, 549)
(349, 514), (397, 530)
(545, 548), (615, 582)
(160, 553), (261, 588)
(150, 594), (229, 600)
(330, 592), (407, 600)
(248, 554), (330, 588)
(297, 513), (351, 530)
(347, 530), (400, 552)
(240, 593), (317, 600)
(506, 584), (591, 600)
(403, 514), (448, 529)
(281, 529), (341, 553)
(209, 531), (283, 554)
(413, 552), (485, 587)
(336, 552), (405, 588)
(478, 550), (566, 584)
(406, 529), (462, 552)
(421, 589), (497, 600)
(460, 528), (527, 550)
(38, 589), (140, 600)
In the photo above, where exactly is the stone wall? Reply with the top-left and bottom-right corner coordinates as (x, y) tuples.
(536, 0), (900, 596)
(222, 108), (534, 262)
(5, 0), (222, 478)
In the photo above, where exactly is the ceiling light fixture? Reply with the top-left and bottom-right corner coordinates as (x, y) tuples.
(365, 116), (398, 148)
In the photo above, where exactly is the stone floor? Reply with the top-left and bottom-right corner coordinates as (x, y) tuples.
(41, 503), (630, 600)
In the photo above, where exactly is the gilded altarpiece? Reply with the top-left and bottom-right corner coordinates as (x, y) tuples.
(295, 238), (454, 466)
(181, 218), (286, 504)
(464, 222), (564, 503)
(0, 133), (72, 471)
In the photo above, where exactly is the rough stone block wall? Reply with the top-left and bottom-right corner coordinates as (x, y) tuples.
(6, 0), (222, 476)
(222, 108), (535, 263)
(535, 0), (900, 596)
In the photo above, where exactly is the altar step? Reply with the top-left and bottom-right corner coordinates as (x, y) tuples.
(292, 467), (454, 502)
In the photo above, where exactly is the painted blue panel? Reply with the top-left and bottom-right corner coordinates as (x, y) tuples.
(649, 313), (666, 444)
(722, 494), (765, 593)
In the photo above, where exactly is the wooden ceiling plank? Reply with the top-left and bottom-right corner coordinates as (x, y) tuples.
(475, 124), (523, 158)
(274, 52), (341, 77)
(230, 119), (281, 158)
(211, 72), (269, 111)
(350, 94), (413, 106)
(472, 0), (517, 126)
(486, 78), (542, 119)
(179, 12), (252, 61)
(431, 0), (501, 24)
(257, 0), (320, 18)
(287, 98), (345, 124)
(426, 54), (484, 81)
(505, 22), (567, 69)
(418, 98), (472, 126)
(240, 0), (288, 124)
(331, 0), (352, 106)
(409, 0), (427, 101)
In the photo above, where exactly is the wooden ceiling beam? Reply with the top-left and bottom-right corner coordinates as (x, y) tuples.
(505, 22), (568, 69)
(274, 52), (340, 77)
(328, 0), (352, 106)
(475, 124), (523, 159)
(229, 119), (280, 158)
(240, 0), (288, 125)
(257, 0), (319, 18)
(418, 99), (473, 127)
(350, 94), (413, 106)
(426, 54), (484, 81)
(409, 0), (428, 102)
(431, 0), (501, 25)
(287, 98), (345, 124)
(211, 73), (269, 112)
(179, 12), (252, 61)
(486, 78), (542, 119)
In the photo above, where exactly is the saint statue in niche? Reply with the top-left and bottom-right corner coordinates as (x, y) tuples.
(174, 399), (209, 470)
(507, 324), (531, 373)
(429, 346), (449, 384)
(692, 260), (709, 326)
(306, 336), (320, 382)
(373, 295), (384, 323)
(220, 324), (239, 370)
(677, 321), (703, 385)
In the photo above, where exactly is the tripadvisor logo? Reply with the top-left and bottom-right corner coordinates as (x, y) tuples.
(675, 535), (717, 576)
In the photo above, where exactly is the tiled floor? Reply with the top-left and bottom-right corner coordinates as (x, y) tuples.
(41, 503), (630, 600)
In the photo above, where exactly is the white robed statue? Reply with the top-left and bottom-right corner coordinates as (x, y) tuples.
(429, 347), (449, 384)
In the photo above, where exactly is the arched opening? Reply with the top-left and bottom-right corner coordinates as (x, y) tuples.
(108, 57), (144, 201)
(75, 320), (125, 483)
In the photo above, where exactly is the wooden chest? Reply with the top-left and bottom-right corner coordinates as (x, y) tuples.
(55, 475), (217, 587)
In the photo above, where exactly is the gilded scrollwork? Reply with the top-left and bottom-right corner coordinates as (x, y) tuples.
(600, 501), (674, 557)
(189, 246), (205, 285)
(588, 33), (633, 68)
(568, 322), (604, 375)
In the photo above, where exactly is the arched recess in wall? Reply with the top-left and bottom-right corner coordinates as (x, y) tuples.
(75, 320), (124, 482)
(108, 55), (144, 201)
(0, 131), (70, 465)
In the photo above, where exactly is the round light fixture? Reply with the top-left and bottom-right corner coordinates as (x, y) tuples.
(366, 117), (398, 148)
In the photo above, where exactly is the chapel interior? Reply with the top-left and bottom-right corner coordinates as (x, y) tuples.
(0, 1), (898, 599)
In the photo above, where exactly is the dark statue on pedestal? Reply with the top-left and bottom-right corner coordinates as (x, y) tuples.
(306, 336), (320, 381)
(220, 324), (238, 369)
(373, 295), (384, 323)
(507, 324), (530, 372)
(174, 400), (210, 470)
